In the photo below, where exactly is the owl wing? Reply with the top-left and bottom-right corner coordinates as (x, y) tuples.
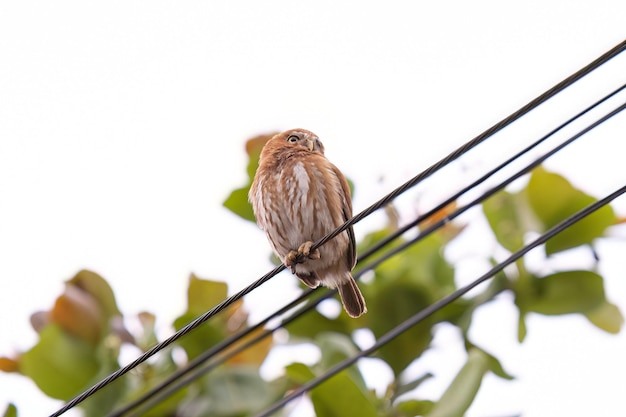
(331, 165), (357, 270)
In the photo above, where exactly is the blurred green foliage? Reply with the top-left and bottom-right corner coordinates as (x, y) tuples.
(1, 134), (623, 417)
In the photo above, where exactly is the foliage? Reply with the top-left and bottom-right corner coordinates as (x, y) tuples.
(1, 135), (623, 416)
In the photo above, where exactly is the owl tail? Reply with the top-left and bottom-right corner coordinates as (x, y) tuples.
(337, 273), (367, 318)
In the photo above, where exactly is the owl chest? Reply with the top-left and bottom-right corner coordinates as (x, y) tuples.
(260, 162), (338, 250)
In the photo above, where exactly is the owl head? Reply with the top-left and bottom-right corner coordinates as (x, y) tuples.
(278, 129), (325, 154)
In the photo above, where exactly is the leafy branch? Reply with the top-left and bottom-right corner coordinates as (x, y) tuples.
(2, 134), (623, 417)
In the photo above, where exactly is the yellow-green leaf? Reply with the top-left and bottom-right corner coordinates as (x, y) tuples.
(186, 274), (227, 316)
(517, 311), (527, 342)
(483, 191), (527, 252)
(467, 344), (514, 380)
(584, 301), (624, 334)
(310, 370), (378, 417)
(67, 269), (121, 318)
(223, 132), (276, 222)
(223, 186), (256, 222)
(2, 403), (17, 417)
(203, 367), (275, 415)
(367, 280), (434, 374)
(426, 348), (489, 417)
(21, 325), (99, 400)
(526, 167), (616, 254)
(525, 271), (605, 315)
(285, 362), (316, 384)
(396, 399), (434, 417)
(316, 332), (366, 390)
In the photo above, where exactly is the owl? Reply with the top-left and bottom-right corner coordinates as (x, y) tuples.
(249, 129), (367, 318)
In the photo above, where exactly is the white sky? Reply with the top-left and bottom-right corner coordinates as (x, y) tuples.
(1, 1), (625, 416)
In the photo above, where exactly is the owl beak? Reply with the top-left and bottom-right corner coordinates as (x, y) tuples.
(305, 138), (315, 152)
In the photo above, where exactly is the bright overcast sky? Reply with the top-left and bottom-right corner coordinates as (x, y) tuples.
(1, 2), (625, 416)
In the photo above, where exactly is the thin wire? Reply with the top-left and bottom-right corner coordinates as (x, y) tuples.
(308, 40), (626, 253)
(360, 100), (626, 272)
(106, 288), (316, 417)
(255, 184), (626, 417)
(49, 40), (626, 417)
(360, 83), (626, 262)
(112, 95), (626, 416)
(121, 290), (332, 417)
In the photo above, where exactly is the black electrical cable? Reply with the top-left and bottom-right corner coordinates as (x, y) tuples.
(120, 290), (332, 417)
(360, 100), (626, 273)
(49, 40), (626, 417)
(361, 82), (626, 262)
(254, 184), (626, 417)
(106, 288), (316, 417)
(111, 96), (626, 416)
(308, 40), (626, 254)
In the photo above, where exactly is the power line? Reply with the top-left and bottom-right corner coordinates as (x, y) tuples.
(118, 290), (331, 417)
(49, 39), (626, 417)
(358, 82), (626, 263)
(254, 184), (626, 417)
(107, 288), (317, 417)
(110, 93), (625, 416)
(308, 40), (626, 254)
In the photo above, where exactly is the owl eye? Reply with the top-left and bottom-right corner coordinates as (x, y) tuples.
(287, 135), (298, 143)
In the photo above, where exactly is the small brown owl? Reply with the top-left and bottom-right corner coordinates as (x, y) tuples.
(249, 129), (367, 318)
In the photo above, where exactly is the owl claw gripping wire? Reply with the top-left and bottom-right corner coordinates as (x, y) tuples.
(285, 241), (321, 273)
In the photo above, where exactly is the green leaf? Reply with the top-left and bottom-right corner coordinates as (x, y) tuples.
(223, 132), (275, 222)
(391, 373), (433, 402)
(483, 191), (527, 252)
(139, 388), (187, 417)
(364, 233), (454, 374)
(174, 275), (229, 360)
(67, 269), (122, 318)
(173, 276), (272, 365)
(2, 403), (17, 417)
(310, 370), (378, 417)
(584, 301), (624, 334)
(316, 332), (359, 368)
(316, 332), (367, 391)
(367, 280), (434, 375)
(426, 348), (489, 417)
(80, 342), (127, 417)
(526, 167), (616, 254)
(466, 343), (514, 380)
(285, 362), (316, 384)
(187, 275), (228, 315)
(525, 271), (605, 315)
(517, 310), (528, 342)
(395, 399), (434, 417)
(285, 358), (376, 417)
(21, 325), (99, 400)
(122, 348), (186, 417)
(223, 187), (256, 222)
(202, 366), (276, 416)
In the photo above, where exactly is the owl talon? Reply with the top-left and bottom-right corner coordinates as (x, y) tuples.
(285, 250), (299, 273)
(284, 241), (320, 273)
(297, 241), (320, 260)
